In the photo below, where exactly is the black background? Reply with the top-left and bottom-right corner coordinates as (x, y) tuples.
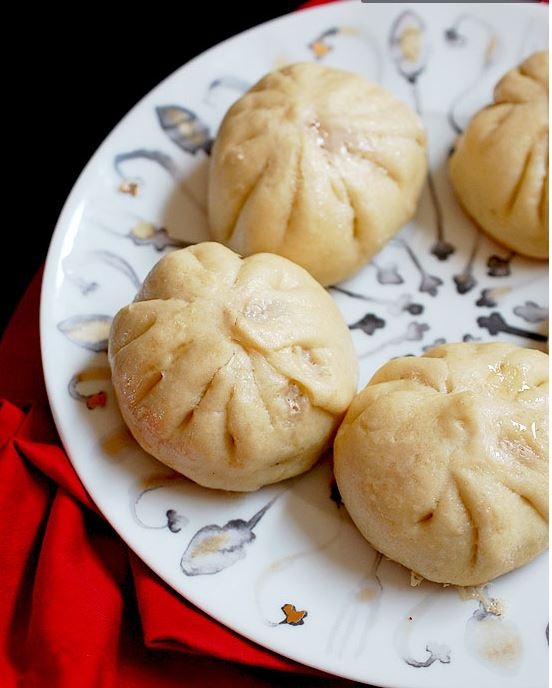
(2, 2), (303, 334)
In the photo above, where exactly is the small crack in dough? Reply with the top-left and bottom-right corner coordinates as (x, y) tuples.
(334, 342), (548, 586)
(209, 62), (427, 285)
(109, 242), (357, 491)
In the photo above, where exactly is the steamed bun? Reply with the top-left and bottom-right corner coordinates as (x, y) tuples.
(450, 51), (549, 259)
(208, 63), (427, 286)
(334, 342), (548, 586)
(109, 242), (358, 491)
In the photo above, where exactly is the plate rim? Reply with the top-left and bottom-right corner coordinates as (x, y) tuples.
(39, 2), (549, 686)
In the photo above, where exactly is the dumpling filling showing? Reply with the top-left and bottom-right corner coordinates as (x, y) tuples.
(208, 62), (427, 285)
(109, 242), (358, 491)
(334, 342), (548, 586)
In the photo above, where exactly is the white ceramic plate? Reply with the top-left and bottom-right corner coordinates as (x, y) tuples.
(40, 3), (549, 686)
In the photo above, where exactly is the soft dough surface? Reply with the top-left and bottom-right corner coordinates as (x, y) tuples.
(334, 342), (548, 586)
(109, 243), (358, 491)
(208, 63), (427, 286)
(450, 51), (549, 259)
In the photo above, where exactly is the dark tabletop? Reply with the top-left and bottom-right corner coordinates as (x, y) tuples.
(2, 2), (301, 335)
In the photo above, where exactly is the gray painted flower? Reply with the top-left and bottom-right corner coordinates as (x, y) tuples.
(181, 499), (274, 576)
(405, 322), (430, 341)
(373, 261), (404, 285)
(389, 10), (429, 84)
(114, 149), (179, 181)
(405, 642), (451, 668)
(477, 312), (547, 342)
(453, 271), (477, 294)
(349, 313), (386, 336)
(487, 253), (514, 277)
(156, 105), (212, 155)
(58, 315), (112, 352)
(513, 301), (548, 324)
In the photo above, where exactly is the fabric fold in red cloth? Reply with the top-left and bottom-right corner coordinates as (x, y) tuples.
(0, 273), (352, 688)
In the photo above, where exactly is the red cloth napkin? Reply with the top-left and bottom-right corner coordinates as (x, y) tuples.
(1, 270), (357, 688)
